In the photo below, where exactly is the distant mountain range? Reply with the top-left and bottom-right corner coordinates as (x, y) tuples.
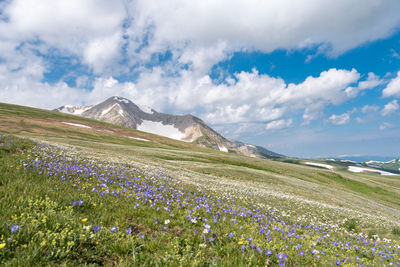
(325, 156), (400, 173)
(334, 155), (397, 162)
(362, 158), (400, 173)
(55, 96), (284, 159)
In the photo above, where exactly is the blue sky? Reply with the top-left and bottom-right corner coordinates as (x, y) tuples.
(0, 0), (400, 158)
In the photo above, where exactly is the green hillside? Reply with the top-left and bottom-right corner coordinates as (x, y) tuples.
(0, 102), (399, 266)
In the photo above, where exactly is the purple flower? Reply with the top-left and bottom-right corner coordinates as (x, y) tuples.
(126, 227), (132, 235)
(11, 224), (19, 233)
(92, 225), (102, 233)
(111, 225), (118, 232)
(139, 233), (145, 239)
(209, 237), (215, 243)
(228, 232), (233, 238)
(241, 245), (247, 252)
(266, 249), (273, 257)
(277, 252), (287, 261)
(295, 244), (302, 250)
(257, 246), (262, 253)
(336, 260), (341, 266)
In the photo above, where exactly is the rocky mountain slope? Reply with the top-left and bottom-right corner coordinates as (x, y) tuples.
(55, 96), (284, 159)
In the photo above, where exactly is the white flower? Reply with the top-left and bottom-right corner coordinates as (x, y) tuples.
(164, 219), (170, 225)
(199, 243), (206, 248)
(191, 218), (197, 223)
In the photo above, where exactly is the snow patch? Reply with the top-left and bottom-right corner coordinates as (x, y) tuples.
(137, 104), (153, 114)
(348, 166), (397, 176)
(62, 122), (91, 129)
(137, 120), (185, 141)
(114, 96), (130, 104)
(101, 103), (123, 116)
(127, 136), (149, 142)
(305, 162), (333, 170)
(366, 160), (382, 164)
(218, 145), (228, 152)
(59, 105), (92, 115)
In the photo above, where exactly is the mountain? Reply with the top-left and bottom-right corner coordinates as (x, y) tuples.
(333, 155), (396, 162)
(362, 158), (400, 173)
(54, 96), (284, 159)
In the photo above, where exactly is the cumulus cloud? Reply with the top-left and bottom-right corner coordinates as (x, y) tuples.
(265, 119), (293, 131)
(127, 0), (400, 70)
(382, 71), (400, 98)
(0, 0), (126, 73)
(0, 63), (377, 128)
(381, 99), (399, 116)
(1, 0), (399, 77)
(329, 113), (350, 125)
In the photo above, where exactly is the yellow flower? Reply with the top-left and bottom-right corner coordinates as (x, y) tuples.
(92, 203), (96, 207)
(0, 243), (5, 249)
(238, 240), (243, 245)
(81, 218), (88, 223)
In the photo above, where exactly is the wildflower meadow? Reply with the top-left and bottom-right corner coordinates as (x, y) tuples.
(0, 135), (399, 266)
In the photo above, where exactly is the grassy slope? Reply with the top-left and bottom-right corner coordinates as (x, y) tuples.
(1, 102), (399, 219)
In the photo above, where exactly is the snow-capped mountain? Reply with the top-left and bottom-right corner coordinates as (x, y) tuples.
(363, 158), (400, 172)
(55, 96), (284, 159)
(55, 105), (95, 115)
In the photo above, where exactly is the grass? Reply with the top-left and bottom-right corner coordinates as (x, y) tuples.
(1, 136), (399, 266)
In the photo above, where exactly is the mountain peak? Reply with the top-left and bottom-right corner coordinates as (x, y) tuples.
(55, 96), (284, 159)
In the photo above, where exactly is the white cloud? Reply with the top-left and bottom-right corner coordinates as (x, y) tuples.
(381, 99), (399, 116)
(128, 0), (400, 67)
(382, 71), (400, 98)
(265, 119), (292, 131)
(361, 104), (379, 113)
(379, 122), (395, 130)
(357, 73), (383, 90)
(0, 0), (399, 77)
(0, 0), (126, 73)
(0, 65), (370, 126)
(329, 113), (350, 125)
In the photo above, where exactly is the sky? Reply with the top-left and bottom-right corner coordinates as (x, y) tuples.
(0, 0), (400, 158)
